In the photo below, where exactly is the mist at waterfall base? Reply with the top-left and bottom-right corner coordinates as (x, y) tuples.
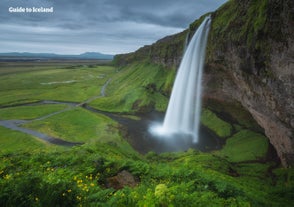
(149, 16), (212, 152)
(114, 112), (221, 154)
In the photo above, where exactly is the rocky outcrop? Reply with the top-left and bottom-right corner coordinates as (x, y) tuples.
(106, 170), (139, 190)
(114, 0), (294, 167)
(114, 30), (188, 69)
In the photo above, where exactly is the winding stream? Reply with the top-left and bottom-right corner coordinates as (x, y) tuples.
(0, 120), (82, 146)
(0, 79), (112, 147)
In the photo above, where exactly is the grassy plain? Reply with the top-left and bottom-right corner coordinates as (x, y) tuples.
(0, 59), (110, 76)
(0, 60), (119, 152)
(0, 61), (114, 106)
(0, 104), (67, 120)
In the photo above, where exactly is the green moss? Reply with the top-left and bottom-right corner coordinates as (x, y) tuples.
(206, 0), (272, 74)
(210, 0), (268, 44)
(218, 130), (269, 162)
(162, 69), (176, 94)
(204, 99), (262, 131)
(201, 109), (232, 138)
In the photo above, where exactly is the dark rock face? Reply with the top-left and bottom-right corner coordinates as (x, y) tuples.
(114, 0), (294, 167)
(205, 0), (294, 167)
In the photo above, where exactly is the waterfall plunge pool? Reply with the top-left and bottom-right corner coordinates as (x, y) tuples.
(108, 110), (223, 154)
(84, 106), (223, 154)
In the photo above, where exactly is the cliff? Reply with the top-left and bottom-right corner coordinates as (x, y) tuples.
(114, 0), (294, 167)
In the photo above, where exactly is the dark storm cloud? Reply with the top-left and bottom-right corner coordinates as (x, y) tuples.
(0, 0), (227, 54)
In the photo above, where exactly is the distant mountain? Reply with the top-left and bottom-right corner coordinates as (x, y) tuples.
(0, 52), (114, 60)
(78, 52), (113, 59)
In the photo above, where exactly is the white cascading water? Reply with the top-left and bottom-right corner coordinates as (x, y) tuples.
(151, 16), (211, 143)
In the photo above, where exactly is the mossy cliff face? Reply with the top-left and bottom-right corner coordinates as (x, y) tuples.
(205, 0), (294, 167)
(114, 0), (294, 167)
(114, 30), (188, 69)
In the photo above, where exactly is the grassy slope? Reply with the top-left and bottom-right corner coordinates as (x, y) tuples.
(0, 144), (293, 207)
(90, 62), (174, 113)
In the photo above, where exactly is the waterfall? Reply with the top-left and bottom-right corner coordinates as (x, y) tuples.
(151, 16), (211, 143)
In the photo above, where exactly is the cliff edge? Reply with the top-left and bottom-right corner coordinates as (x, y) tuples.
(114, 0), (294, 167)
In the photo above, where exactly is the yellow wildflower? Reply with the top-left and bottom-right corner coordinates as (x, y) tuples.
(4, 174), (11, 180)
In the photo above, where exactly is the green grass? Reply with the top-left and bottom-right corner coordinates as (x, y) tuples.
(0, 66), (115, 106)
(0, 104), (67, 120)
(0, 60), (111, 76)
(23, 107), (125, 144)
(0, 58), (292, 206)
(217, 130), (269, 162)
(0, 126), (51, 154)
(90, 62), (172, 113)
(201, 109), (232, 138)
(1, 145), (292, 207)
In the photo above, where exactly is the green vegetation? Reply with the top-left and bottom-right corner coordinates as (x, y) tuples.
(1, 144), (293, 207)
(0, 60), (111, 76)
(0, 55), (292, 206)
(205, 0), (274, 76)
(0, 104), (67, 120)
(204, 99), (262, 131)
(90, 62), (172, 113)
(23, 108), (125, 144)
(218, 130), (269, 162)
(201, 109), (232, 138)
(0, 126), (50, 154)
(0, 65), (114, 106)
(209, 0), (269, 46)
(113, 30), (187, 68)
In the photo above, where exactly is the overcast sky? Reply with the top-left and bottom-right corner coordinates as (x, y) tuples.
(0, 0), (227, 55)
